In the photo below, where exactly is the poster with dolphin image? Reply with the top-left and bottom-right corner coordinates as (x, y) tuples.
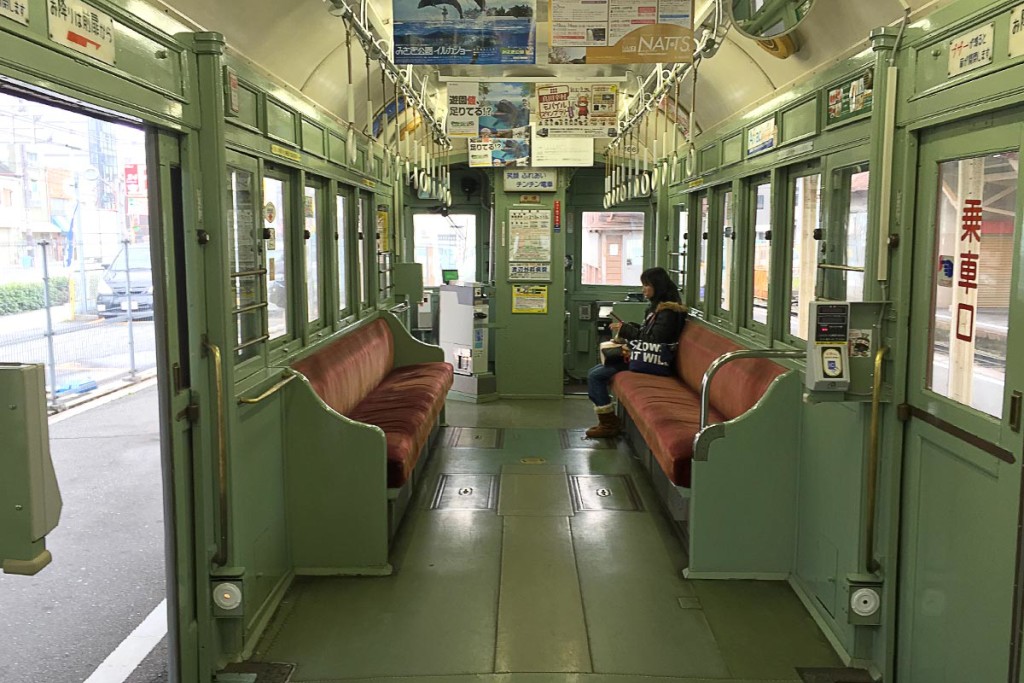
(447, 81), (532, 137)
(393, 0), (537, 64)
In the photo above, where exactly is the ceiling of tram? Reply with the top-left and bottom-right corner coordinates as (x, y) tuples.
(147, 0), (948, 141)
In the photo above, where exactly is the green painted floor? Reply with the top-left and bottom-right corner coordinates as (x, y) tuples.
(253, 398), (840, 682)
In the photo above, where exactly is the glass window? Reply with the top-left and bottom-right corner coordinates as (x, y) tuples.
(336, 193), (348, 313)
(356, 195), (367, 307)
(790, 174), (821, 338)
(413, 213), (477, 287)
(581, 211), (645, 285)
(228, 165), (262, 362)
(720, 191), (734, 314)
(263, 174), (289, 340)
(698, 196), (709, 306)
(304, 185), (320, 324)
(751, 181), (772, 326)
(928, 152), (1016, 418)
(840, 167), (869, 301)
(675, 206), (688, 290)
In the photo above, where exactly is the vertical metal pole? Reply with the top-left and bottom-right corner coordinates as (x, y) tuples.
(38, 240), (58, 408)
(123, 238), (137, 379)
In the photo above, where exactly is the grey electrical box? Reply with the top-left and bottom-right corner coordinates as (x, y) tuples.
(0, 363), (62, 575)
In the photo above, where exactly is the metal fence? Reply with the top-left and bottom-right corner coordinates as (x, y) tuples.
(0, 240), (155, 411)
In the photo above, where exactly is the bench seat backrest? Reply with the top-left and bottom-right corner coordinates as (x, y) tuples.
(675, 324), (786, 421)
(292, 318), (395, 416)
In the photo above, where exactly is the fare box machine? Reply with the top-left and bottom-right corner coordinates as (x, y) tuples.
(805, 301), (890, 400)
(439, 281), (496, 401)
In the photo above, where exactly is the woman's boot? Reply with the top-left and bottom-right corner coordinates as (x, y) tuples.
(585, 405), (622, 438)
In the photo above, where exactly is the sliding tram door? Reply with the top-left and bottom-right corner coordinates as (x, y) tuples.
(900, 112), (1024, 683)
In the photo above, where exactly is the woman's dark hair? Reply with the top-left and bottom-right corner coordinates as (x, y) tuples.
(640, 266), (681, 307)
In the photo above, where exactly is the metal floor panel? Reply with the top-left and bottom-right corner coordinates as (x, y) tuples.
(445, 427), (504, 449)
(570, 475), (643, 512)
(560, 429), (618, 449)
(498, 466), (573, 517)
(429, 474), (498, 510)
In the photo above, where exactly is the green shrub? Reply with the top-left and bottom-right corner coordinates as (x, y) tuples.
(0, 277), (71, 316)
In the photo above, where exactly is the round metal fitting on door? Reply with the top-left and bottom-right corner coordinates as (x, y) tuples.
(458, 487), (474, 496)
(596, 488), (612, 497)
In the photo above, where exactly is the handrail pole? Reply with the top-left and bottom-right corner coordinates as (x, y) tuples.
(865, 345), (889, 574)
(699, 349), (807, 430)
(238, 371), (297, 405)
(202, 336), (228, 566)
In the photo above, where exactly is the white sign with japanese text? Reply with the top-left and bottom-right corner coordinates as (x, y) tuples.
(747, 117), (777, 156)
(504, 169), (558, 192)
(531, 129), (594, 167)
(948, 23), (994, 77)
(0, 0), (29, 25)
(509, 261), (552, 281)
(48, 0), (116, 66)
(1009, 4), (1024, 58)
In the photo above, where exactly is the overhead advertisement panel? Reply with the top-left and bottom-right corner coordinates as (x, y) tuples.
(447, 82), (533, 137)
(549, 0), (692, 64)
(468, 127), (532, 167)
(393, 0), (537, 64)
(535, 83), (618, 138)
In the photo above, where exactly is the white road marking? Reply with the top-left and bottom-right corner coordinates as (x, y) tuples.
(82, 598), (167, 683)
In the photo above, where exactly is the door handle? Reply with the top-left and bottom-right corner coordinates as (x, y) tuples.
(1011, 390), (1022, 433)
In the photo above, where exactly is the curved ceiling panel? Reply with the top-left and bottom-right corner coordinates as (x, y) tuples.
(146, 0), (953, 144)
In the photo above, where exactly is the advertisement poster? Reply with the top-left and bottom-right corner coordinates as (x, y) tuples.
(468, 127), (532, 167)
(535, 83), (618, 138)
(826, 69), (874, 126)
(447, 81), (533, 137)
(512, 285), (549, 313)
(393, 0), (537, 65)
(746, 117), (777, 156)
(549, 0), (692, 64)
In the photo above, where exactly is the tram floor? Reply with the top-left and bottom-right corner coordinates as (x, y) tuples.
(250, 398), (841, 682)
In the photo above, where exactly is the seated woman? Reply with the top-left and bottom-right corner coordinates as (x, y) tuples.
(586, 267), (688, 438)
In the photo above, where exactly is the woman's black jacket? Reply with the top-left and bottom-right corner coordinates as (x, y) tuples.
(616, 301), (688, 344)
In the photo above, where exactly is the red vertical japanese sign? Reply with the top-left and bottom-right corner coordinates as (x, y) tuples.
(956, 198), (982, 342)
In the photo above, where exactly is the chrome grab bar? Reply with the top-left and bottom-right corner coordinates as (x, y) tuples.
(238, 371), (297, 405)
(389, 302), (410, 314)
(201, 336), (229, 567)
(699, 349), (806, 430)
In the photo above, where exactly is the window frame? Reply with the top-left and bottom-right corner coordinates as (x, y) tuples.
(334, 182), (355, 326)
(225, 149), (267, 381)
(780, 160), (823, 346)
(741, 172), (773, 339)
(262, 163), (299, 361)
(574, 203), (652, 291)
(302, 174), (328, 340)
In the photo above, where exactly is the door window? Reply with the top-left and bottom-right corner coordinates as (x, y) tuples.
(927, 152), (1017, 418)
(697, 195), (709, 308)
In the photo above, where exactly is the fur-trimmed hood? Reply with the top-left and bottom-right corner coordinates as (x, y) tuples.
(654, 301), (688, 314)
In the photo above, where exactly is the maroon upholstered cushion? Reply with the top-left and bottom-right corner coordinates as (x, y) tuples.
(612, 372), (724, 487)
(676, 324), (785, 420)
(348, 362), (454, 487)
(612, 322), (786, 488)
(292, 319), (395, 416)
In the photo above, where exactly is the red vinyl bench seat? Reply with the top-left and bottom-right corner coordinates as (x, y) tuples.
(611, 324), (786, 487)
(292, 318), (453, 488)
